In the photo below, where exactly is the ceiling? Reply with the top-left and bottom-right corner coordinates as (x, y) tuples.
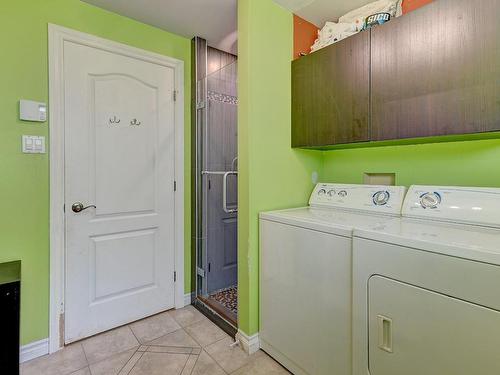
(81, 0), (238, 54)
(273, 0), (374, 27)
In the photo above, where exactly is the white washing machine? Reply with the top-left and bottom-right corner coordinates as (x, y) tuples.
(259, 183), (407, 375)
(353, 185), (500, 375)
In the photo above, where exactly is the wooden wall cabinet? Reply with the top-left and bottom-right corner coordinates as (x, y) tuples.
(371, 0), (500, 141)
(292, 0), (500, 148)
(291, 30), (370, 147)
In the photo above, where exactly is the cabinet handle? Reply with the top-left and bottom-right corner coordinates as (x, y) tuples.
(377, 315), (393, 353)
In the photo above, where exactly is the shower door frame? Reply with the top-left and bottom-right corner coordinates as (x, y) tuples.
(191, 37), (238, 335)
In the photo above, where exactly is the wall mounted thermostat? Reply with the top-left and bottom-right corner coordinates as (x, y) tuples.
(22, 135), (46, 154)
(19, 100), (47, 122)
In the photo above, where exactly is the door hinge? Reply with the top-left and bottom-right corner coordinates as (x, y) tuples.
(63, 204), (65, 213)
(174, 180), (177, 191)
(173, 90), (177, 102)
(197, 267), (206, 278)
(174, 271), (177, 283)
(208, 263), (211, 273)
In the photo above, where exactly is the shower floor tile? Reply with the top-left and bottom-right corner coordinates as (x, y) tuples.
(204, 286), (238, 325)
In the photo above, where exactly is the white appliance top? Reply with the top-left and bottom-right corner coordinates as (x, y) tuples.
(402, 185), (500, 228)
(309, 183), (407, 216)
(260, 183), (407, 236)
(260, 207), (400, 237)
(355, 185), (500, 265)
(355, 218), (500, 266)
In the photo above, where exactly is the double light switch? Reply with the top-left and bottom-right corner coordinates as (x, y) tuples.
(22, 135), (46, 154)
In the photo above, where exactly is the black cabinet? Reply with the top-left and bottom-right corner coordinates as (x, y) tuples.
(291, 0), (500, 148)
(371, 0), (500, 140)
(0, 262), (20, 375)
(291, 30), (370, 147)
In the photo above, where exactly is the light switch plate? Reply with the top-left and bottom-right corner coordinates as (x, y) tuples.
(20, 100), (47, 122)
(22, 135), (46, 154)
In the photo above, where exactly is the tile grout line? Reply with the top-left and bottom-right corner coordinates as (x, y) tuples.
(185, 353), (201, 375)
(178, 350), (195, 375)
(203, 348), (230, 375)
(115, 346), (141, 375)
(123, 351), (144, 375)
(79, 342), (92, 374)
(127, 324), (142, 346)
(189, 329), (228, 350)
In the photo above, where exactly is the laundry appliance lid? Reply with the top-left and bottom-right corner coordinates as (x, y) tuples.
(355, 185), (500, 266)
(260, 207), (399, 237)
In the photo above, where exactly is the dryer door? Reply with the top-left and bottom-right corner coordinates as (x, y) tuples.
(368, 276), (500, 375)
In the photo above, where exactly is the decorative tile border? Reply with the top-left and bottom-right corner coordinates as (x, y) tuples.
(208, 91), (238, 105)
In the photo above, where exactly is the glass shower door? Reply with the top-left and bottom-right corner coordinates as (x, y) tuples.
(197, 61), (238, 324)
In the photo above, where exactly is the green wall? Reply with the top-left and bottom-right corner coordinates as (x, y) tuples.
(238, 0), (500, 338)
(0, 1), (191, 346)
(237, 0), (323, 335)
(322, 139), (500, 187)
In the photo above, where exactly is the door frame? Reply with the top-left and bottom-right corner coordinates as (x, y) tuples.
(48, 24), (185, 353)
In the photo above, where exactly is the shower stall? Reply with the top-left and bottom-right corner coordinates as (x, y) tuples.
(192, 38), (238, 332)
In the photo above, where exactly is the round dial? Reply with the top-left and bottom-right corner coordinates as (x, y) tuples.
(338, 190), (348, 197)
(373, 191), (390, 206)
(327, 189), (336, 197)
(420, 192), (441, 209)
(318, 189), (327, 196)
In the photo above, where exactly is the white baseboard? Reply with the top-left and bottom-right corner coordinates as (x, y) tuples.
(236, 330), (260, 354)
(20, 338), (49, 363)
(184, 292), (194, 306)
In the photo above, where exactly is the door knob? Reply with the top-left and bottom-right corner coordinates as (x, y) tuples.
(71, 202), (96, 213)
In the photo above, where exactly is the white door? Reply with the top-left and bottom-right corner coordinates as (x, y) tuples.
(64, 40), (176, 343)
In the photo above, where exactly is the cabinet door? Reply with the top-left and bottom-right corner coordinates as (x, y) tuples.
(371, 0), (500, 140)
(292, 31), (370, 147)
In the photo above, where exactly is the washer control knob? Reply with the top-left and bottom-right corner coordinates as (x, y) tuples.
(327, 189), (336, 197)
(420, 192), (441, 209)
(373, 191), (390, 206)
(318, 189), (327, 196)
(338, 190), (348, 197)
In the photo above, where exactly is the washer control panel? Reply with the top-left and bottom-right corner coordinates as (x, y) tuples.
(419, 192), (442, 209)
(309, 183), (407, 215)
(373, 190), (391, 206)
(403, 185), (500, 227)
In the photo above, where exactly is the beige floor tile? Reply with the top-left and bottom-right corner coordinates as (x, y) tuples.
(169, 305), (206, 327)
(118, 352), (144, 375)
(130, 311), (181, 343)
(232, 352), (291, 375)
(205, 337), (254, 373)
(181, 354), (198, 375)
(128, 352), (189, 375)
(81, 326), (139, 364)
(89, 347), (137, 375)
(147, 328), (200, 348)
(184, 319), (228, 347)
(20, 343), (88, 375)
(147, 346), (193, 354)
(190, 351), (225, 375)
(70, 367), (91, 375)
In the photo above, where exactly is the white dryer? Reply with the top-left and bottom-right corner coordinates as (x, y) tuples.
(259, 183), (407, 375)
(353, 185), (500, 375)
